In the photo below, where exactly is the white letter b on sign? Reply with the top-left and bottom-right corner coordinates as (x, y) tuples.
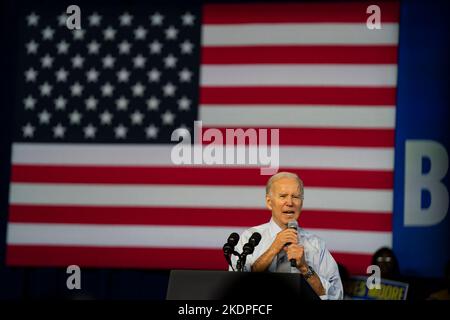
(404, 140), (449, 226)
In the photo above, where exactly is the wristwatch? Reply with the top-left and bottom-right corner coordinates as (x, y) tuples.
(302, 266), (315, 280)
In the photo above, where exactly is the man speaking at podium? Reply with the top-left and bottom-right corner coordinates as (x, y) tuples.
(230, 172), (343, 300)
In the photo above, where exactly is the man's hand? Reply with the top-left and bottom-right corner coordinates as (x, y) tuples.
(270, 228), (298, 254)
(284, 243), (307, 270)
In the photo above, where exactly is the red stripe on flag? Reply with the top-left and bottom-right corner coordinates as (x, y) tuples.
(332, 252), (373, 275)
(6, 245), (372, 274)
(201, 127), (395, 147)
(6, 245), (228, 270)
(202, 46), (398, 64)
(11, 166), (393, 189)
(200, 87), (397, 105)
(8, 205), (392, 232)
(203, 2), (400, 24)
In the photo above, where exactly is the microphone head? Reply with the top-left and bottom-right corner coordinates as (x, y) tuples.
(223, 243), (233, 255)
(249, 232), (262, 247)
(287, 220), (298, 230)
(227, 232), (240, 247)
(243, 243), (255, 255)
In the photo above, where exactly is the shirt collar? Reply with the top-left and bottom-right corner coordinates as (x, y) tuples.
(268, 217), (283, 238)
(268, 217), (304, 238)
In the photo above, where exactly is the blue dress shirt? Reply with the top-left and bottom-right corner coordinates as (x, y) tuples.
(230, 218), (343, 300)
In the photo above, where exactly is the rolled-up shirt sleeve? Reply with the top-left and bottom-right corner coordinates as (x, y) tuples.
(316, 245), (343, 300)
(228, 223), (344, 300)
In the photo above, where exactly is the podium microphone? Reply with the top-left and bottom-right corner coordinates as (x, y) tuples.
(236, 232), (262, 272)
(223, 232), (240, 268)
(242, 232), (262, 255)
(287, 220), (298, 267)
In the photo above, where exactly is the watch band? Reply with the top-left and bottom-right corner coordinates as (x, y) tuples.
(302, 266), (315, 280)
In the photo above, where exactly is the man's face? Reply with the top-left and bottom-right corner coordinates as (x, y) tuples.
(266, 177), (303, 229)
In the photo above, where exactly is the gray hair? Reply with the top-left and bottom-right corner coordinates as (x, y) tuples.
(265, 172), (304, 199)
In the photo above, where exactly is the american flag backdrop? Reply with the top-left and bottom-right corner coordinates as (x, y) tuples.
(6, 1), (400, 274)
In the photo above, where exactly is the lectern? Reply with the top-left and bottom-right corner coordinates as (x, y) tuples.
(166, 270), (320, 300)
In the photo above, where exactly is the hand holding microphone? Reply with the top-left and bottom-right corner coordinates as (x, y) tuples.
(287, 220), (299, 267)
(283, 221), (307, 269)
(271, 225), (298, 253)
(271, 220), (305, 268)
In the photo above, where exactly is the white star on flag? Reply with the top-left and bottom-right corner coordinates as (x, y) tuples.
(54, 96), (67, 110)
(145, 124), (159, 139)
(149, 40), (163, 54)
(116, 96), (129, 110)
(41, 26), (54, 40)
(180, 40), (194, 54)
(55, 68), (69, 82)
(119, 12), (133, 26)
(69, 110), (82, 124)
(52, 123), (66, 138)
(150, 12), (164, 26)
(22, 123), (35, 138)
(161, 110), (175, 125)
(147, 68), (161, 82)
(114, 124), (128, 139)
(103, 26), (116, 40)
(117, 68), (130, 83)
(56, 40), (70, 54)
(83, 124), (97, 138)
(134, 26), (147, 40)
(165, 26), (178, 40)
(26, 40), (39, 54)
(39, 82), (52, 96)
(38, 109), (51, 124)
(118, 41), (132, 54)
(26, 12), (39, 26)
(70, 82), (84, 96)
(89, 12), (102, 26)
(86, 68), (100, 82)
(181, 12), (195, 26)
(146, 96), (160, 110)
(85, 96), (98, 110)
(162, 82), (176, 96)
(25, 68), (38, 82)
(100, 110), (113, 125)
(23, 95), (36, 110)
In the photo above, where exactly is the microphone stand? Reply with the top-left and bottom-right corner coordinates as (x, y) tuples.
(236, 246), (253, 272)
(225, 250), (241, 271)
(225, 232), (261, 272)
(236, 253), (246, 272)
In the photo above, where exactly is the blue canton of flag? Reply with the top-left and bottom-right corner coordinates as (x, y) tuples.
(17, 5), (201, 143)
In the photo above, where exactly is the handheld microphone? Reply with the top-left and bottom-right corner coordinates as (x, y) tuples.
(287, 220), (298, 267)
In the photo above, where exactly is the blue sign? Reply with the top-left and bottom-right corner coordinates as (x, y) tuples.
(347, 276), (409, 300)
(393, 1), (450, 277)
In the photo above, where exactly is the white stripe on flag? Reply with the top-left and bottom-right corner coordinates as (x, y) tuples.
(10, 183), (393, 212)
(201, 65), (397, 87)
(12, 144), (394, 170)
(202, 23), (399, 45)
(200, 105), (396, 128)
(7, 223), (392, 254)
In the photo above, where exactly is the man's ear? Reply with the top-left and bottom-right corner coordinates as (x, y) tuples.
(265, 194), (273, 211)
